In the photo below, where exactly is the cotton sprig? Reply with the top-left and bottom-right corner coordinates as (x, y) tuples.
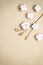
(25, 13), (43, 40)
(15, 4), (43, 41)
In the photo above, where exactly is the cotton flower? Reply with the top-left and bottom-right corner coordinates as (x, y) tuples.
(21, 22), (30, 30)
(20, 4), (27, 11)
(34, 4), (41, 12)
(27, 12), (34, 19)
(35, 34), (43, 41)
(32, 23), (39, 30)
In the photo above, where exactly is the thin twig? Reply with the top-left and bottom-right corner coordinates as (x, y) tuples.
(19, 30), (26, 35)
(15, 27), (21, 32)
(25, 29), (32, 40)
(34, 13), (43, 23)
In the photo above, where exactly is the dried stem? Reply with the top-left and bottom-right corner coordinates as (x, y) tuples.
(25, 29), (32, 40)
(19, 30), (26, 36)
(34, 13), (43, 23)
(15, 27), (21, 32)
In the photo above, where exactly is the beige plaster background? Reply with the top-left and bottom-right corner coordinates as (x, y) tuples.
(0, 0), (43, 65)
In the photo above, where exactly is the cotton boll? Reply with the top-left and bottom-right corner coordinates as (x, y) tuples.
(35, 34), (43, 41)
(20, 4), (27, 11)
(27, 12), (34, 19)
(32, 23), (39, 30)
(21, 22), (30, 30)
(34, 4), (41, 12)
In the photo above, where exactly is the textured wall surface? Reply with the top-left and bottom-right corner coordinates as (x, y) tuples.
(0, 0), (43, 65)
